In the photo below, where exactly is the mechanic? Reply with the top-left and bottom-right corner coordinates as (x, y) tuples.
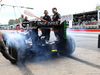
(22, 16), (30, 28)
(24, 16), (39, 43)
(52, 7), (61, 41)
(0, 32), (16, 63)
(23, 16), (29, 24)
(40, 10), (51, 41)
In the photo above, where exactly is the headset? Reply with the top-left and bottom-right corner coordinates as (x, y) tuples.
(53, 8), (57, 12)
(54, 9), (57, 12)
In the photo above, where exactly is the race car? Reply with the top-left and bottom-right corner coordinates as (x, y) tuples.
(3, 21), (76, 64)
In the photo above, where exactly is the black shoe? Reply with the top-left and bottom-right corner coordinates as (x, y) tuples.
(10, 58), (17, 64)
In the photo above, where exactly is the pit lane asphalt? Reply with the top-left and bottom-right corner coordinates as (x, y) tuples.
(0, 31), (100, 75)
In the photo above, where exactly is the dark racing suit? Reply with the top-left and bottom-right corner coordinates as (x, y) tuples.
(41, 15), (51, 41)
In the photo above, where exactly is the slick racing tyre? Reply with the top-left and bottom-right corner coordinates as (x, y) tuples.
(59, 35), (76, 56)
(8, 43), (18, 64)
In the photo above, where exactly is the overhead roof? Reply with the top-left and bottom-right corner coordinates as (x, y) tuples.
(73, 10), (98, 16)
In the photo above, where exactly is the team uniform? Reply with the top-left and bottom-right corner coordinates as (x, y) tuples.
(41, 15), (51, 41)
(52, 12), (61, 41)
(52, 12), (61, 21)
(22, 19), (30, 28)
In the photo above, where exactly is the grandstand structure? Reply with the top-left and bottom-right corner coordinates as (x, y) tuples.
(63, 10), (100, 29)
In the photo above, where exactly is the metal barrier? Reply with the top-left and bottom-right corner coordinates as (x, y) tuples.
(98, 34), (100, 48)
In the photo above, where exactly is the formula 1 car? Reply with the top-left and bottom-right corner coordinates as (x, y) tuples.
(3, 21), (76, 64)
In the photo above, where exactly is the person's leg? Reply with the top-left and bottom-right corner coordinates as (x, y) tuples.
(53, 28), (60, 41)
(41, 28), (46, 36)
(45, 29), (50, 41)
(0, 32), (16, 63)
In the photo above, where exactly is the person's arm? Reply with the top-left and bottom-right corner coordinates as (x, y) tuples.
(40, 16), (46, 21)
(58, 19), (61, 21)
(57, 14), (61, 21)
(41, 19), (46, 21)
(48, 16), (51, 21)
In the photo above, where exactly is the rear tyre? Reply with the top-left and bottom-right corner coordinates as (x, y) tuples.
(59, 35), (76, 56)
(8, 44), (18, 64)
(51, 52), (58, 58)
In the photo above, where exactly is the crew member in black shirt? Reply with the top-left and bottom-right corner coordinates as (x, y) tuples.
(23, 16), (38, 44)
(40, 10), (51, 41)
(23, 16), (29, 24)
(52, 8), (61, 41)
(22, 16), (30, 28)
(52, 8), (61, 21)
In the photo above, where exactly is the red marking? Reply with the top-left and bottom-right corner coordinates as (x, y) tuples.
(1, 29), (100, 32)
(21, 30), (24, 32)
